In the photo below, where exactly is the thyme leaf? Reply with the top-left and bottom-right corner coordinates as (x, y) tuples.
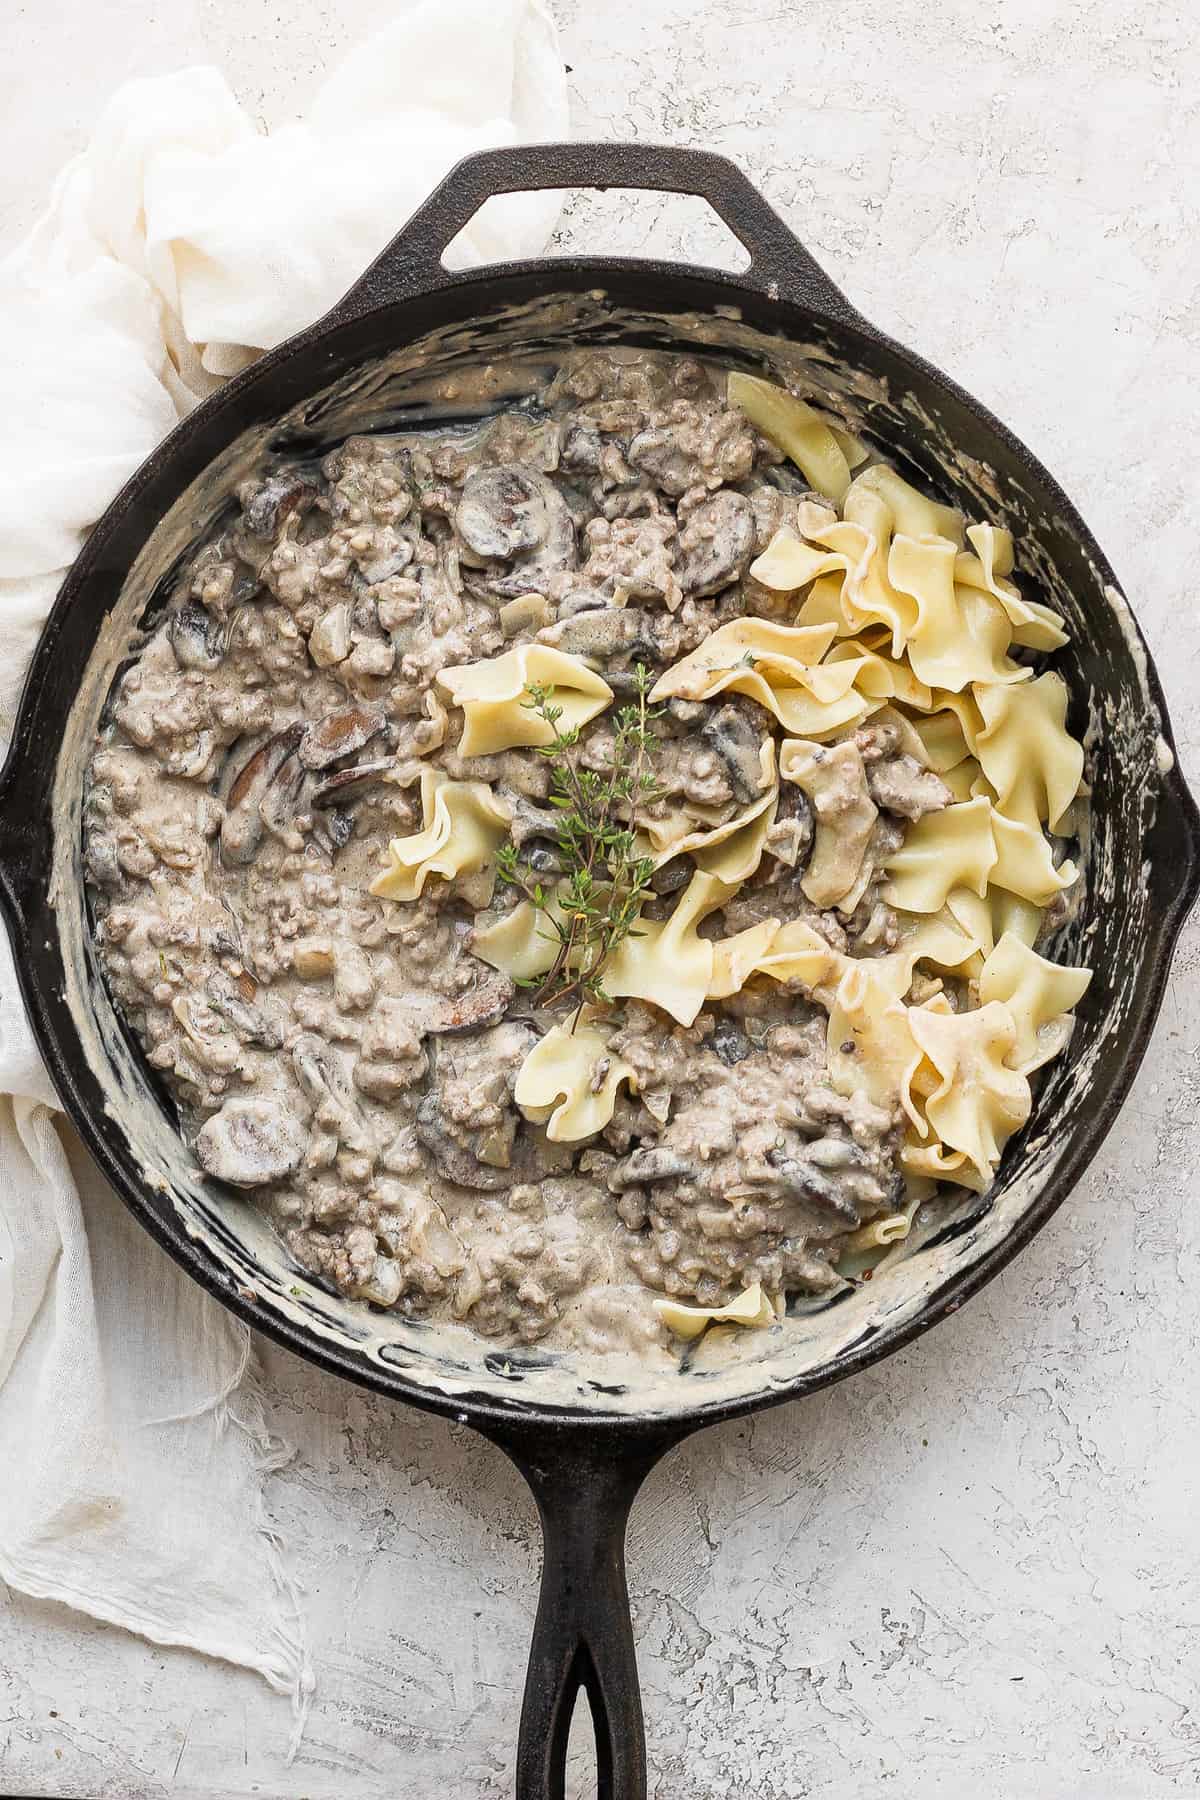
(496, 662), (664, 1018)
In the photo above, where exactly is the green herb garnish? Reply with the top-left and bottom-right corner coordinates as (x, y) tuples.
(496, 663), (664, 1017)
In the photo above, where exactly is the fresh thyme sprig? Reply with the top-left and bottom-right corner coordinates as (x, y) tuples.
(495, 662), (664, 1016)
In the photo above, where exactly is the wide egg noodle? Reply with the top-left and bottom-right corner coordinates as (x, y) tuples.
(470, 888), (569, 980)
(954, 522), (1069, 652)
(726, 372), (856, 502)
(978, 932), (1093, 1074)
(778, 737), (878, 909)
(604, 869), (732, 1027)
(514, 1016), (638, 1143)
(973, 671), (1085, 830)
(708, 919), (783, 1000)
(648, 618), (872, 741)
(896, 906), (986, 974)
(821, 641), (933, 712)
(647, 740), (778, 877)
(943, 886), (1043, 965)
(883, 796), (998, 913)
(851, 464), (965, 548)
(940, 757), (987, 803)
(826, 961), (928, 1128)
(989, 809), (1077, 906)
(436, 644), (613, 756)
(905, 688), (984, 770)
(655, 1279), (775, 1342)
(890, 534), (1031, 691)
(745, 918), (849, 1007)
(370, 769), (510, 903)
(906, 1000), (1033, 1190)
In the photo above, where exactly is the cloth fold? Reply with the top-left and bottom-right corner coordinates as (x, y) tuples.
(0, 0), (566, 1711)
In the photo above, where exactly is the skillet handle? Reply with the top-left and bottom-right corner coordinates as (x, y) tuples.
(323, 141), (861, 327)
(483, 1422), (687, 1800)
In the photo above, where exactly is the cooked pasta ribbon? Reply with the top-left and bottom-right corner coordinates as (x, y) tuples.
(954, 524), (1069, 652)
(989, 811), (1077, 906)
(650, 618), (869, 739)
(827, 961), (927, 1127)
(514, 1016), (637, 1142)
(884, 796), (998, 912)
(370, 770), (510, 902)
(727, 372), (859, 502)
(470, 889), (568, 980)
(604, 870), (732, 1027)
(907, 1001), (1032, 1189)
(891, 535), (1031, 692)
(437, 645), (612, 756)
(840, 1188), (928, 1257)
(978, 932), (1092, 1073)
(779, 737), (878, 909)
(656, 1279), (775, 1341)
(646, 741), (778, 881)
(973, 672), (1083, 830)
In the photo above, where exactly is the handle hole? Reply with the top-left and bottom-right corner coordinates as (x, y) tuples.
(442, 187), (752, 275)
(564, 1681), (601, 1800)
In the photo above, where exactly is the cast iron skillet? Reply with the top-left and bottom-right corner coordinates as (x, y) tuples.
(0, 143), (1196, 1799)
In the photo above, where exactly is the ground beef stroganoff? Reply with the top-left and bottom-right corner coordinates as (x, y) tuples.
(84, 350), (1091, 1354)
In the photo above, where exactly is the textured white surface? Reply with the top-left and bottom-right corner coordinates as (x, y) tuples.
(3, 0), (1199, 1795)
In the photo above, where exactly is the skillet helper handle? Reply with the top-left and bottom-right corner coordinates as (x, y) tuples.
(324, 140), (861, 326)
(486, 1425), (683, 1800)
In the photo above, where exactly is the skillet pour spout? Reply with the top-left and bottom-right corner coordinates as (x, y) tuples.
(0, 142), (1197, 1800)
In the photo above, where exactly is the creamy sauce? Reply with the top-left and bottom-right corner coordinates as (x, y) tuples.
(82, 350), (946, 1357)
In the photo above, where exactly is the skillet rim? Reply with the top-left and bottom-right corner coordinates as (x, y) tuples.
(2, 250), (1196, 1441)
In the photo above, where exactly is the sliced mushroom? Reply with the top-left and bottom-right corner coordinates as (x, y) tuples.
(85, 834), (122, 890)
(608, 1147), (696, 1189)
(506, 794), (565, 848)
(206, 970), (283, 1048)
(764, 1147), (862, 1224)
(626, 427), (695, 497)
(310, 759), (398, 807)
(298, 705), (386, 771)
(195, 1097), (307, 1188)
(358, 540), (414, 585)
(219, 721), (305, 866)
(415, 1023), (551, 1191)
(560, 421), (604, 473)
(311, 808), (355, 856)
(170, 603), (228, 672)
(547, 605), (637, 662)
(765, 780), (815, 868)
(258, 750), (308, 850)
(292, 1033), (373, 1156)
(556, 588), (610, 618)
(418, 969), (516, 1035)
(675, 491), (756, 597)
(649, 859), (691, 897)
(457, 464), (577, 598)
(699, 703), (770, 805)
(170, 995), (242, 1074)
(457, 465), (550, 560)
(415, 1092), (517, 1190)
(241, 470), (317, 538)
(709, 1018), (753, 1066)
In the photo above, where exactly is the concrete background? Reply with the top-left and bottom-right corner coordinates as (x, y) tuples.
(3, 0), (1199, 1795)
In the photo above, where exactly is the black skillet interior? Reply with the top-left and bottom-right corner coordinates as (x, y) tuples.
(0, 145), (1196, 1800)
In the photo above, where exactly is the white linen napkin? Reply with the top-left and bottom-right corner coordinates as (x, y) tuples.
(0, 0), (567, 1714)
